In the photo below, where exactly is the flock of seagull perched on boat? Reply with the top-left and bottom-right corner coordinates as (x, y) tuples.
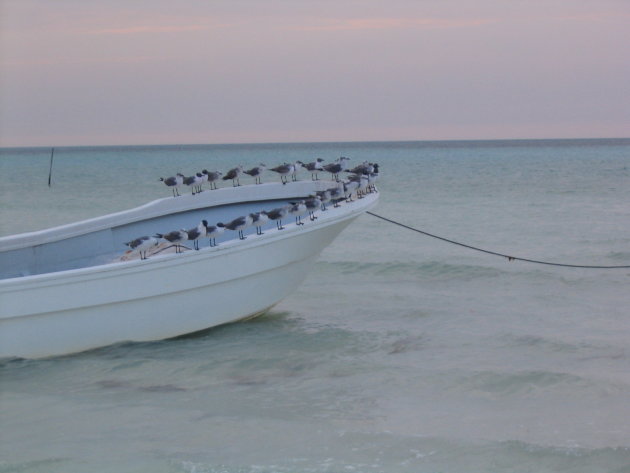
(124, 158), (379, 260)
(158, 156), (379, 196)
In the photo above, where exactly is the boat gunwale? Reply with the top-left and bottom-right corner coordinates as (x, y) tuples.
(0, 181), (336, 251)
(0, 190), (378, 290)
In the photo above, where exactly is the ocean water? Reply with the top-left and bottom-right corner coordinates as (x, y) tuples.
(1, 139), (629, 473)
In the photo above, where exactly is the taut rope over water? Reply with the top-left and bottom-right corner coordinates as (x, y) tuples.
(366, 211), (630, 269)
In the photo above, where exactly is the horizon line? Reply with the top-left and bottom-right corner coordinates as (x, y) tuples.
(2, 136), (629, 151)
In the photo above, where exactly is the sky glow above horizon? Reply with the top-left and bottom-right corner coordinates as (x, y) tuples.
(1, 0), (629, 147)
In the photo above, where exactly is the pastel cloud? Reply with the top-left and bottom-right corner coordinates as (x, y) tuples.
(294, 17), (497, 32)
(90, 24), (210, 35)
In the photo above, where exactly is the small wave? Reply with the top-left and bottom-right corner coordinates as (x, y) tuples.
(170, 436), (630, 473)
(387, 335), (427, 354)
(607, 251), (630, 261)
(501, 334), (586, 353)
(317, 260), (505, 281)
(0, 458), (72, 473)
(460, 370), (591, 395)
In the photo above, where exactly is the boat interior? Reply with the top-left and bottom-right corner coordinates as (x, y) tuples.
(0, 197), (310, 280)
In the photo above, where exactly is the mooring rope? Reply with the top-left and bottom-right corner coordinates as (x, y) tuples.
(366, 211), (630, 269)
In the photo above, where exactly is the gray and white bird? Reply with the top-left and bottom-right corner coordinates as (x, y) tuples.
(250, 211), (269, 235)
(220, 214), (253, 240)
(266, 206), (289, 230)
(328, 185), (344, 207)
(154, 230), (189, 253)
(159, 173), (185, 197)
(243, 164), (266, 185)
(186, 220), (208, 250)
(202, 170), (222, 190)
(368, 163), (379, 192)
(124, 235), (159, 260)
(205, 222), (225, 247)
(223, 165), (243, 187)
(346, 173), (369, 198)
(297, 158), (325, 180)
(323, 157), (350, 181)
(304, 195), (322, 221)
(289, 200), (308, 226)
(183, 173), (204, 195)
(291, 161), (303, 182)
(315, 189), (332, 210)
(346, 161), (374, 175)
(269, 162), (295, 185)
(342, 179), (359, 202)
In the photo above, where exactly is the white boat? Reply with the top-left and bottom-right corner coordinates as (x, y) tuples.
(0, 180), (378, 359)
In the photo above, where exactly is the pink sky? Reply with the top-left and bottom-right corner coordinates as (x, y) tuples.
(1, 0), (628, 146)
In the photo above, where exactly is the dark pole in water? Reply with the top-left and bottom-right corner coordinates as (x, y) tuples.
(47, 147), (55, 187)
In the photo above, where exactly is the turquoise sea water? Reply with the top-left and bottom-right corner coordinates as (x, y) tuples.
(1, 139), (629, 472)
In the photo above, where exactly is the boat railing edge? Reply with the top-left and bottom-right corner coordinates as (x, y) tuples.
(0, 181), (341, 252)
(0, 191), (379, 287)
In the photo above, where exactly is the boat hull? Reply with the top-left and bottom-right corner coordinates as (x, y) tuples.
(0, 186), (377, 358)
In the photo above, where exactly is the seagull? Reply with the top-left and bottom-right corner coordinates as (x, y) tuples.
(124, 235), (159, 260)
(291, 161), (303, 182)
(250, 211), (269, 235)
(243, 164), (266, 184)
(346, 173), (369, 198)
(346, 161), (374, 175)
(315, 189), (331, 210)
(220, 214), (253, 240)
(357, 174), (369, 197)
(297, 158), (325, 180)
(205, 222), (225, 247)
(304, 195), (322, 221)
(368, 163), (379, 192)
(183, 173), (204, 195)
(186, 220), (208, 250)
(343, 179), (359, 202)
(159, 173), (185, 197)
(223, 165), (243, 187)
(323, 157), (350, 181)
(269, 163), (294, 185)
(194, 172), (206, 194)
(198, 170), (209, 191)
(202, 170), (222, 190)
(328, 185), (344, 207)
(289, 200), (307, 226)
(154, 230), (189, 253)
(266, 206), (289, 230)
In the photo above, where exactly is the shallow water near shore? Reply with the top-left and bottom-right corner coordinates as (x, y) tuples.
(1, 139), (630, 472)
